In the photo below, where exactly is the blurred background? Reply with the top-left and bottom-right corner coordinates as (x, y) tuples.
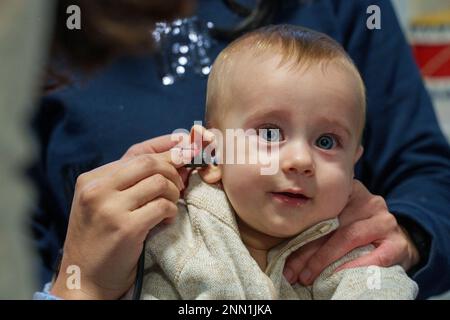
(0, 0), (53, 299)
(0, 0), (449, 299)
(392, 0), (450, 139)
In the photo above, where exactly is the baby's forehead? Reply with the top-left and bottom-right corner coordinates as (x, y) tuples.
(218, 63), (363, 136)
(209, 48), (365, 134)
(224, 54), (361, 103)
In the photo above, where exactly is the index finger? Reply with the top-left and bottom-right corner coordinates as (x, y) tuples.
(78, 134), (191, 187)
(86, 134), (186, 181)
(113, 152), (185, 191)
(112, 142), (200, 191)
(122, 133), (188, 160)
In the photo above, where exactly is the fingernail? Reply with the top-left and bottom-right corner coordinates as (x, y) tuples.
(299, 269), (311, 284)
(283, 268), (295, 284)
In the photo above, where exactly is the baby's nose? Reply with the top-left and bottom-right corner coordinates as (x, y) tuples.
(280, 144), (315, 176)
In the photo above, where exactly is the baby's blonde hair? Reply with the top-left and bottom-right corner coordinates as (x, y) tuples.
(205, 24), (366, 140)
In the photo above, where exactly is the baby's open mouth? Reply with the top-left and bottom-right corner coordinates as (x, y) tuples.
(273, 192), (309, 199)
(270, 191), (311, 206)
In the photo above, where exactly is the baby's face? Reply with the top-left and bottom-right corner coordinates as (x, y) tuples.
(212, 53), (363, 239)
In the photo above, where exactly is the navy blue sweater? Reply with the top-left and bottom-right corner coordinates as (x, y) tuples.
(30, 0), (450, 299)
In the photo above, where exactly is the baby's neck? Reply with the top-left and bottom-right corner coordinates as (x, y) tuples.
(236, 216), (287, 272)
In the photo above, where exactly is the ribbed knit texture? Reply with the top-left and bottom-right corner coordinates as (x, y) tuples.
(142, 172), (418, 300)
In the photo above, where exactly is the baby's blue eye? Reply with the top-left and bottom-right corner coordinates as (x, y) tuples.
(316, 135), (336, 150)
(259, 128), (281, 142)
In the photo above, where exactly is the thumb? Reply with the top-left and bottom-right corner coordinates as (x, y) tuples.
(349, 179), (372, 203)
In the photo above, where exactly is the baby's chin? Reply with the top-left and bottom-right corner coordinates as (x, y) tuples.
(256, 215), (337, 239)
(255, 222), (308, 240)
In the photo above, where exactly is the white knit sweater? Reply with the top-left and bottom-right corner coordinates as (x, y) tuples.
(141, 172), (418, 300)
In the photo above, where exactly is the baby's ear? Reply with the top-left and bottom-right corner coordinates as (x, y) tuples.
(198, 164), (222, 184)
(353, 145), (364, 164)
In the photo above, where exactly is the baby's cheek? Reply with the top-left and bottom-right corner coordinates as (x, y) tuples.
(222, 164), (263, 202)
(317, 171), (353, 217)
(222, 164), (253, 192)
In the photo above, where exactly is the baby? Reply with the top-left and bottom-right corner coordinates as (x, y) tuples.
(140, 24), (418, 299)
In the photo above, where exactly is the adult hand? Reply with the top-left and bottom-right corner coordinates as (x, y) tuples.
(51, 134), (199, 300)
(124, 125), (215, 186)
(283, 179), (420, 285)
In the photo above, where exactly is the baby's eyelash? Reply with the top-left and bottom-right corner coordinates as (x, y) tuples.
(257, 124), (283, 131)
(256, 123), (280, 130)
(255, 124), (284, 142)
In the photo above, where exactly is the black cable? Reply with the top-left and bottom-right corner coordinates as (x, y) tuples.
(132, 241), (146, 300)
(131, 158), (215, 300)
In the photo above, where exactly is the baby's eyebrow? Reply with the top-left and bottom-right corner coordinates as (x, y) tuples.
(316, 116), (352, 138)
(243, 109), (354, 138)
(244, 108), (291, 124)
